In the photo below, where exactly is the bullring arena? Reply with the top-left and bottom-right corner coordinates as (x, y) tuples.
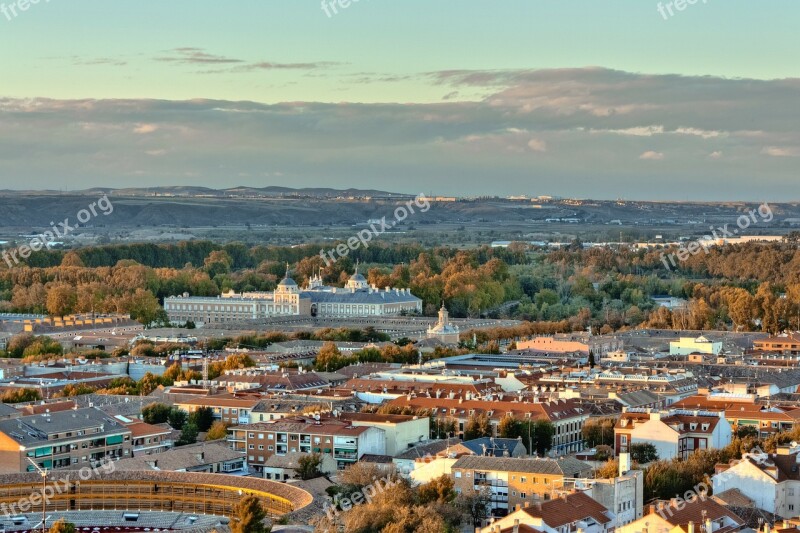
(0, 470), (313, 532)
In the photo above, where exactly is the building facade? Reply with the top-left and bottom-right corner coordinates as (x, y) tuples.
(0, 407), (132, 474)
(165, 268), (422, 325)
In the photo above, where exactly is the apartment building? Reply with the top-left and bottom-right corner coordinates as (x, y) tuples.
(229, 417), (386, 472)
(673, 394), (800, 437)
(0, 407), (132, 474)
(388, 396), (589, 454)
(342, 412), (429, 456)
(615, 407), (732, 460)
(125, 421), (173, 456)
(451, 456), (593, 517)
(754, 333), (800, 355)
(174, 394), (260, 426)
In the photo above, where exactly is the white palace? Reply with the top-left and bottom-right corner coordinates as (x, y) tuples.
(164, 267), (422, 325)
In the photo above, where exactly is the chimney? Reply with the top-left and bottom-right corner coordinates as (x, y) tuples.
(705, 518), (712, 533)
(619, 452), (631, 475)
(513, 519), (520, 533)
(688, 521), (695, 533)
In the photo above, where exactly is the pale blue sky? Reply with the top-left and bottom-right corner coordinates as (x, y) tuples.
(0, 1), (798, 198)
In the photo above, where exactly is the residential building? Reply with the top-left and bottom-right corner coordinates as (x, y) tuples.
(672, 394), (800, 437)
(713, 445), (800, 519)
(263, 451), (337, 482)
(754, 333), (800, 355)
(517, 334), (623, 356)
(229, 417), (386, 472)
(388, 396), (589, 454)
(0, 407), (132, 474)
(125, 420), (173, 456)
(615, 408), (732, 460)
(617, 496), (744, 533)
(174, 394), (260, 426)
(669, 336), (723, 356)
(114, 441), (246, 474)
(343, 412), (429, 456)
(478, 491), (615, 533)
(451, 455), (593, 516)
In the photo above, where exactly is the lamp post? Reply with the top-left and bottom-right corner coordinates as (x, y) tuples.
(26, 457), (48, 533)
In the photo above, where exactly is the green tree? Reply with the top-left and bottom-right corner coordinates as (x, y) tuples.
(176, 423), (199, 446)
(295, 453), (324, 480)
(463, 412), (492, 440)
(630, 442), (658, 463)
(231, 495), (270, 533)
(581, 417), (616, 447)
(168, 407), (188, 430)
(142, 403), (171, 424)
(188, 406), (215, 432)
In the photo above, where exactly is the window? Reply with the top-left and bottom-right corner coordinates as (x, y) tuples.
(521, 477), (527, 483)
(521, 492), (527, 499)
(248, 433), (255, 439)
(258, 445), (264, 450)
(248, 445), (254, 450)
(268, 446), (273, 451)
(258, 433), (264, 439)
(455, 471), (462, 478)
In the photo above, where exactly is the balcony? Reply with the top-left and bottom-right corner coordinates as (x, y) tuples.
(333, 451), (358, 461)
(474, 480), (509, 489)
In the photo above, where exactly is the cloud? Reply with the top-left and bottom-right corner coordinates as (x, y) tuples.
(639, 151), (665, 160)
(761, 146), (800, 157)
(1, 67), (799, 200)
(528, 139), (547, 152)
(133, 124), (159, 134)
(155, 47), (244, 65)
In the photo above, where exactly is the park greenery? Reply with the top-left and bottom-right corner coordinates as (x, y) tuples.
(0, 239), (799, 336)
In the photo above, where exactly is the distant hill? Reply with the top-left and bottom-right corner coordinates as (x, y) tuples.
(0, 186), (406, 198)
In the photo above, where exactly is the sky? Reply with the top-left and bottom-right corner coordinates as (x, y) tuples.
(0, 0), (798, 200)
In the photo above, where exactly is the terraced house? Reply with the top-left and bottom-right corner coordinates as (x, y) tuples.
(0, 407), (132, 473)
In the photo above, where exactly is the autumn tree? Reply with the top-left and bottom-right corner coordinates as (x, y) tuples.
(46, 284), (77, 317)
(206, 420), (230, 441)
(48, 519), (76, 533)
(231, 495), (270, 533)
(463, 412), (492, 440)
